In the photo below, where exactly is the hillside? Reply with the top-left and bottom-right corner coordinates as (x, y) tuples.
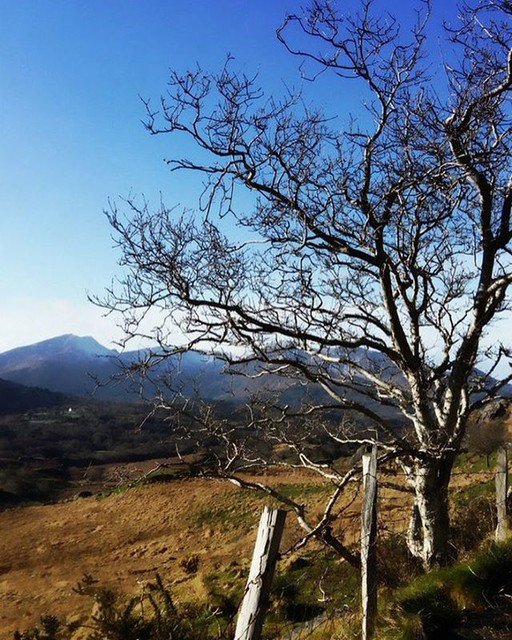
(0, 458), (502, 640)
(0, 470), (342, 638)
(0, 335), (408, 422)
(0, 335), (308, 406)
(0, 378), (67, 415)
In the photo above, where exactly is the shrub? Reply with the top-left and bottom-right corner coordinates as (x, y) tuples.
(13, 616), (69, 640)
(378, 534), (423, 589)
(398, 578), (461, 638)
(14, 574), (227, 640)
(450, 541), (512, 605)
(272, 550), (358, 624)
(451, 493), (496, 555)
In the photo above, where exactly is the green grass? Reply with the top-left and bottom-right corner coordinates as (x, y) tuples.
(453, 479), (494, 505)
(202, 563), (246, 617)
(273, 482), (331, 500)
(190, 489), (265, 529)
(190, 481), (329, 530)
(192, 503), (255, 529)
(381, 540), (512, 639)
(454, 452), (495, 473)
(272, 550), (359, 623)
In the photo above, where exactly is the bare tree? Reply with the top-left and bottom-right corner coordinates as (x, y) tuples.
(102, 0), (512, 569)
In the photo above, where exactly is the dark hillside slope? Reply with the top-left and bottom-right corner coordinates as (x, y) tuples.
(0, 378), (67, 414)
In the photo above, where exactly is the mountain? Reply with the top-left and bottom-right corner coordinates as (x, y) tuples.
(0, 335), (120, 398)
(0, 335), (231, 401)
(0, 377), (67, 414)
(6, 335), (502, 416)
(0, 334), (416, 410)
(0, 334), (114, 370)
(0, 335), (317, 404)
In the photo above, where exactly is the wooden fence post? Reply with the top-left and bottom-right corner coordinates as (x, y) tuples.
(496, 446), (509, 542)
(361, 445), (378, 640)
(234, 506), (287, 640)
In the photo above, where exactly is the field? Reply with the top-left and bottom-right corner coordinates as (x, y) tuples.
(0, 464), (378, 636)
(0, 454), (497, 640)
(0, 469), (338, 637)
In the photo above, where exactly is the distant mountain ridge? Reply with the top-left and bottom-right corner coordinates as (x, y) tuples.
(0, 335), (116, 398)
(0, 334), (318, 405)
(0, 334), (229, 402)
(0, 334), (115, 369)
(2, 334), (506, 413)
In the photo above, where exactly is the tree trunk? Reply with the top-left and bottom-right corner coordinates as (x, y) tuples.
(406, 456), (453, 570)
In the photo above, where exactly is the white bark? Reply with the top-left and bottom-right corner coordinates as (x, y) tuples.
(406, 459), (451, 569)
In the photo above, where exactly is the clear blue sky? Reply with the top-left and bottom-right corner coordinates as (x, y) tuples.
(0, 0), (458, 351)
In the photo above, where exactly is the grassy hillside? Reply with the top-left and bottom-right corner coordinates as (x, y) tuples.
(1, 451), (505, 640)
(0, 396), (509, 639)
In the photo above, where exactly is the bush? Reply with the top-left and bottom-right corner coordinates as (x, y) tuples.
(378, 534), (423, 589)
(271, 550), (358, 624)
(451, 541), (512, 604)
(13, 616), (69, 640)
(180, 554), (200, 574)
(398, 579), (461, 638)
(14, 574), (227, 640)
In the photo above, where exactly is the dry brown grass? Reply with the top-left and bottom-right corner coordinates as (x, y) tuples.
(0, 459), (496, 639)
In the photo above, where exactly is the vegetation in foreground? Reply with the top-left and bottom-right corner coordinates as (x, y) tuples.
(382, 540), (512, 639)
(13, 574), (228, 640)
(14, 538), (512, 640)
(11, 459), (511, 640)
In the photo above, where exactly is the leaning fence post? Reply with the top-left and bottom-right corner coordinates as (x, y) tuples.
(495, 446), (509, 542)
(361, 445), (378, 640)
(234, 506), (287, 640)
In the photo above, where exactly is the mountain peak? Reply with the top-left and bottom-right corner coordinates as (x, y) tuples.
(0, 335), (118, 397)
(41, 334), (114, 356)
(0, 334), (115, 360)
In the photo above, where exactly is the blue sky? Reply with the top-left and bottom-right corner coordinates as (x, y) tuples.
(0, 0), (459, 351)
